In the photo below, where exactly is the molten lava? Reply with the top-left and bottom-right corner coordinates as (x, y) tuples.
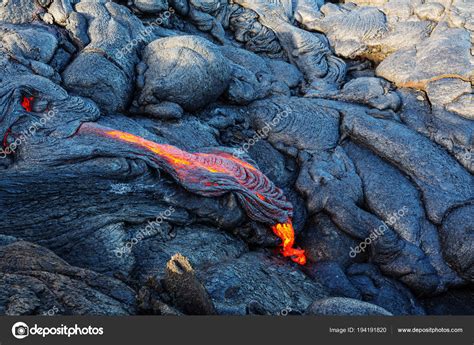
(271, 220), (306, 265)
(21, 96), (34, 112)
(79, 123), (306, 265)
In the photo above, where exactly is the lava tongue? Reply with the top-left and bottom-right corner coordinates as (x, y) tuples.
(272, 220), (306, 265)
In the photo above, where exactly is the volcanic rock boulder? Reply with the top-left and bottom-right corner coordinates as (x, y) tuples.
(137, 276), (183, 315)
(300, 214), (360, 268)
(227, 4), (285, 57)
(306, 76), (401, 111)
(302, 3), (391, 59)
(245, 96), (341, 155)
(346, 263), (425, 315)
(307, 0), (473, 119)
(342, 109), (474, 224)
(331, 77), (400, 110)
(138, 35), (232, 116)
(295, 144), (440, 294)
(0, 0), (39, 24)
(0, 21), (80, 85)
(0, 24), (58, 73)
(199, 252), (328, 315)
(232, 0), (347, 92)
(305, 2), (431, 60)
(305, 297), (392, 316)
(376, 24), (473, 119)
(62, 1), (148, 113)
(132, 0), (169, 13)
(397, 89), (474, 174)
(0, 238), (136, 315)
(340, 109), (473, 284)
(238, 97), (443, 293)
(439, 205), (474, 282)
(305, 261), (362, 300)
(344, 141), (462, 290)
(0, 73), (100, 151)
(132, 224), (248, 284)
(219, 45), (296, 104)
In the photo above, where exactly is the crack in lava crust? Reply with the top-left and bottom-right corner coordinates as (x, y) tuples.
(79, 123), (306, 265)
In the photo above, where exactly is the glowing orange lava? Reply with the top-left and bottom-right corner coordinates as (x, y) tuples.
(272, 220), (306, 265)
(21, 96), (34, 112)
(104, 129), (258, 176)
(79, 124), (306, 265)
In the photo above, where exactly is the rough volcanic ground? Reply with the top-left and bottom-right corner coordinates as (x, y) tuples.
(0, 0), (473, 316)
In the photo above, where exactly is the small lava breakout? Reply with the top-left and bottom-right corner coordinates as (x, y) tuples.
(21, 96), (34, 112)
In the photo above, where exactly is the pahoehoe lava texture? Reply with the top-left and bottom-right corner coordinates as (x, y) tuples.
(0, 0), (473, 315)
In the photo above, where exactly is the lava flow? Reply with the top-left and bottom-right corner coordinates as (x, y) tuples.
(79, 123), (306, 264)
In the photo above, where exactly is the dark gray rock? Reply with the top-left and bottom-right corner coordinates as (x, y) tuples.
(306, 261), (362, 299)
(341, 108), (474, 224)
(398, 89), (474, 174)
(0, 0), (472, 317)
(132, 0), (169, 13)
(305, 297), (392, 316)
(199, 252), (328, 315)
(440, 205), (474, 282)
(0, 241), (136, 315)
(62, 1), (147, 113)
(0, 0), (39, 24)
(347, 263), (425, 315)
(132, 225), (248, 283)
(138, 35), (232, 112)
(300, 214), (361, 268)
(421, 288), (474, 315)
(246, 96), (340, 155)
(344, 141), (462, 291)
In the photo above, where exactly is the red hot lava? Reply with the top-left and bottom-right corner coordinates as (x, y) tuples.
(272, 221), (306, 265)
(79, 123), (306, 265)
(21, 96), (34, 112)
(2, 97), (33, 149)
